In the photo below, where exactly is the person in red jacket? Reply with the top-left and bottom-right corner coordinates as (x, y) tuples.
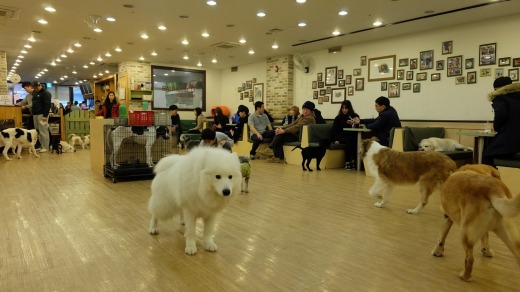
(95, 91), (120, 118)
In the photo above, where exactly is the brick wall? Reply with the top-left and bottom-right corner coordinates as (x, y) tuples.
(118, 61), (151, 111)
(266, 55), (293, 119)
(0, 51), (7, 95)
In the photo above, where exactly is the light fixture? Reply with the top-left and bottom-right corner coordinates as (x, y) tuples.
(339, 10), (348, 16)
(139, 56), (145, 61)
(90, 61), (95, 65)
(18, 55), (24, 59)
(296, 0), (306, 3)
(83, 65), (88, 68)
(373, 21), (383, 27)
(257, 12), (266, 17)
(75, 82), (79, 85)
(28, 36), (36, 42)
(56, 58), (61, 62)
(38, 19), (48, 24)
(181, 39), (189, 45)
(298, 22), (307, 27)
(105, 70), (109, 73)
(151, 52), (158, 56)
(20, 50), (28, 54)
(115, 47), (122, 52)
(207, 1), (217, 5)
(106, 17), (116, 22)
(197, 61), (202, 67)
(60, 77), (64, 80)
(74, 42), (82, 47)
(67, 48), (74, 53)
(239, 38), (246, 44)
(140, 33), (149, 39)
(53, 80), (57, 84)
(13, 63), (19, 67)
(93, 75), (97, 78)
(202, 32), (209, 38)
(24, 44), (32, 48)
(43, 68), (48, 72)
(248, 49), (255, 55)
(15, 59), (21, 63)
(51, 61), (56, 66)
(97, 56), (103, 62)
(61, 54), (67, 58)
(105, 52), (112, 57)
(164, 73), (168, 76)
(158, 25), (167, 30)
(93, 27), (102, 32)
(72, 70), (77, 74)
(271, 42), (279, 49)
(211, 57), (217, 63)
(44, 7), (56, 12)
(332, 30), (340, 36)
(183, 53), (189, 60)
(64, 75), (68, 78)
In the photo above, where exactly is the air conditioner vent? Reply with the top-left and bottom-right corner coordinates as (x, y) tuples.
(210, 41), (241, 49)
(266, 28), (283, 34)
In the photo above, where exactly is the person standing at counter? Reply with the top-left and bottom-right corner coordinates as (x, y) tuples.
(31, 80), (51, 152)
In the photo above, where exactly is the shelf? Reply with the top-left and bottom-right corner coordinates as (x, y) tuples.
(130, 90), (153, 100)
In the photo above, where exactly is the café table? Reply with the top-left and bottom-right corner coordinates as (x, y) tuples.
(343, 127), (372, 171)
(458, 130), (496, 164)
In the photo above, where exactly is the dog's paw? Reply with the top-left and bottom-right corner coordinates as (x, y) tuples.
(245, 190), (249, 193)
(459, 271), (472, 282)
(406, 208), (419, 214)
(204, 240), (218, 252)
(481, 247), (494, 257)
(148, 228), (159, 235)
(373, 202), (384, 208)
(431, 246), (444, 257)
(185, 244), (198, 255)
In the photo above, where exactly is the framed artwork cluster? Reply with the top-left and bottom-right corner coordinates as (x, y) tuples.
(238, 78), (262, 102)
(312, 66), (354, 104)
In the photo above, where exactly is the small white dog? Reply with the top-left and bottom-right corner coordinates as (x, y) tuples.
(82, 135), (90, 149)
(60, 141), (76, 153)
(418, 137), (472, 152)
(148, 147), (241, 255)
(69, 133), (85, 149)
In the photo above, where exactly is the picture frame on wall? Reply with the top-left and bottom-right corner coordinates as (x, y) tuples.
(416, 72), (427, 81)
(355, 78), (364, 91)
(381, 82), (387, 91)
(420, 50), (434, 70)
(499, 57), (511, 67)
(313, 91), (318, 99)
(465, 58), (474, 69)
(402, 83), (411, 90)
(325, 66), (338, 86)
(347, 86), (354, 96)
(480, 68), (491, 77)
(246, 80), (253, 90)
(406, 71), (414, 80)
(317, 72), (323, 81)
(323, 95), (330, 103)
(318, 96), (324, 105)
(413, 83), (421, 93)
(388, 82), (400, 98)
(240, 92), (243, 100)
(455, 77), (466, 85)
(312, 81), (317, 89)
(436, 60), (444, 71)
(509, 68), (519, 81)
(514, 58), (520, 67)
(397, 69), (404, 80)
(345, 75), (352, 84)
(431, 73), (441, 81)
(368, 55), (396, 81)
(410, 58), (418, 69)
(479, 43), (496, 66)
(467, 71), (477, 84)
(442, 41), (453, 55)
(353, 69), (362, 76)
(331, 88), (346, 104)
(319, 89), (326, 96)
(360, 56), (367, 66)
(326, 87), (332, 94)
(318, 81), (325, 88)
(244, 91), (249, 99)
(447, 55), (463, 77)
(253, 83), (263, 103)
(338, 69), (344, 79)
(338, 79), (346, 87)
(495, 68), (504, 78)
(399, 58), (409, 67)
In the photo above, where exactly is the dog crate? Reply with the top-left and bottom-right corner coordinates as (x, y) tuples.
(153, 110), (170, 126)
(103, 124), (173, 182)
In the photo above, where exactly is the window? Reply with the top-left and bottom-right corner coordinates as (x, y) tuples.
(151, 66), (206, 110)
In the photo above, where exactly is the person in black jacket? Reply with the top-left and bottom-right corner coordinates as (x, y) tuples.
(482, 77), (520, 166)
(31, 80), (52, 152)
(169, 104), (182, 141)
(352, 96), (401, 146)
(331, 100), (360, 169)
(230, 105), (249, 142)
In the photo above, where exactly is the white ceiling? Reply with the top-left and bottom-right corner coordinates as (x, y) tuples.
(1, 0), (518, 86)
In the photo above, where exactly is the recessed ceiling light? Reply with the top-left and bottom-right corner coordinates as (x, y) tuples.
(202, 32), (209, 38)
(211, 57), (217, 63)
(141, 33), (149, 39)
(105, 70), (109, 73)
(115, 47), (122, 52)
(60, 77), (64, 80)
(332, 30), (340, 36)
(97, 56), (103, 61)
(67, 48), (74, 53)
(93, 75), (97, 78)
(75, 42), (83, 48)
(298, 22), (307, 27)
(56, 58), (61, 62)
(105, 52), (112, 57)
(28, 36), (36, 42)
(239, 38), (246, 44)
(90, 61), (95, 65)
(38, 19), (48, 24)
(72, 71), (77, 74)
(197, 61), (202, 67)
(44, 7), (56, 12)
(151, 52), (158, 56)
(296, 0), (306, 3)
(51, 61), (56, 66)
(272, 43), (279, 49)
(64, 75), (68, 78)
(15, 59), (21, 63)
(94, 27), (103, 32)
(183, 54), (189, 60)
(207, 1), (217, 5)
(106, 17), (116, 22)
(257, 12), (266, 17)
(13, 63), (19, 67)
(53, 80), (57, 83)
(339, 10), (348, 16)
(373, 21), (383, 26)
(181, 39), (189, 45)
(24, 44), (32, 48)
(158, 25), (167, 30)
(18, 55), (24, 58)
(43, 68), (48, 72)
(139, 56), (145, 61)
(164, 73), (168, 76)
(20, 50), (28, 54)
(61, 54), (67, 58)
(83, 65), (88, 68)
(248, 49), (255, 55)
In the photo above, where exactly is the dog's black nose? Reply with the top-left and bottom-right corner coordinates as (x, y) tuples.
(222, 189), (231, 196)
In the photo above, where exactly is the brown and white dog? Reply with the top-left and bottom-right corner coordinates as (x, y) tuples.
(432, 164), (520, 282)
(69, 133), (85, 149)
(361, 139), (457, 214)
(0, 128), (39, 160)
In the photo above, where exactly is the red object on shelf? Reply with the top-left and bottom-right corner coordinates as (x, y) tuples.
(129, 111), (154, 126)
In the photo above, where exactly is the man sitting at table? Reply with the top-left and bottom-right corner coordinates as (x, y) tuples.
(482, 76), (520, 166)
(352, 96), (401, 146)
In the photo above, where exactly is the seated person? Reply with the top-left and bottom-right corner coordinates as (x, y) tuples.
(188, 107), (206, 133)
(231, 105), (247, 124)
(281, 106), (300, 126)
(212, 106), (229, 134)
(352, 96), (401, 147)
(268, 101), (316, 163)
(482, 76), (520, 166)
(331, 100), (360, 170)
(199, 128), (233, 152)
(230, 105), (249, 142)
(248, 101), (275, 159)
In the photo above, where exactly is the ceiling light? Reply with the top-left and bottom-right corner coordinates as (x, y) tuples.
(141, 33), (149, 39)
(183, 54), (189, 60)
(43, 68), (48, 72)
(53, 80), (57, 84)
(151, 52), (158, 56)
(139, 56), (145, 61)
(158, 25), (167, 30)
(373, 21), (383, 26)
(272, 43), (279, 49)
(257, 12), (266, 17)
(207, 1), (217, 5)
(15, 59), (21, 63)
(211, 57), (217, 63)
(60, 77), (64, 80)
(197, 61), (202, 67)
(181, 39), (189, 45)
(93, 75), (97, 78)
(74, 43), (82, 47)
(97, 56), (103, 61)
(61, 54), (67, 58)
(248, 49), (255, 55)
(115, 47), (122, 52)
(72, 71), (77, 74)
(105, 52), (112, 57)
(18, 55), (24, 59)
(67, 48), (74, 53)
(64, 75), (68, 78)
(90, 61), (95, 65)
(298, 22), (307, 27)
(38, 19), (48, 24)
(93, 27), (102, 32)
(105, 70), (109, 73)
(332, 30), (340, 36)
(20, 50), (28, 54)
(164, 73), (168, 76)
(339, 10), (348, 16)
(296, 0), (306, 3)
(51, 61), (56, 66)
(83, 65), (89, 68)
(44, 7), (56, 12)
(13, 63), (19, 67)
(75, 82), (79, 85)
(24, 44), (32, 48)
(56, 58), (61, 62)
(202, 32), (209, 38)
(106, 17), (116, 22)
(239, 38), (246, 44)
(28, 36), (36, 42)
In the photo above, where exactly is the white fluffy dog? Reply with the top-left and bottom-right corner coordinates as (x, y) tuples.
(418, 137), (472, 152)
(69, 133), (85, 149)
(82, 135), (90, 149)
(60, 141), (76, 153)
(148, 147), (241, 255)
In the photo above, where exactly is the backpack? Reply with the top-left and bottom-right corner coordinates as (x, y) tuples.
(313, 109), (326, 124)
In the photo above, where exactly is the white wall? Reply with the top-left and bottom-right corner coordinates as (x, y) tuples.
(216, 13), (520, 121)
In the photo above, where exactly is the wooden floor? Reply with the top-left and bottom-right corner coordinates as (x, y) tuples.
(1, 150), (520, 291)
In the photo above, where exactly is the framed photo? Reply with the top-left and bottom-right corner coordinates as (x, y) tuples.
(455, 77), (465, 85)
(353, 69), (362, 76)
(325, 66), (337, 86)
(312, 81), (317, 89)
(402, 83), (411, 90)
(338, 79), (345, 87)
(317, 73), (323, 81)
(436, 60), (444, 71)
(442, 41), (453, 55)
(495, 68), (504, 79)
(499, 57), (511, 67)
(338, 69), (344, 79)
(331, 88), (346, 104)
(326, 87), (332, 94)
(237, 87), (242, 93)
(467, 71), (477, 84)
(397, 69), (404, 80)
(479, 43), (496, 66)
(509, 68), (519, 81)
(361, 56), (367, 66)
(347, 86), (354, 96)
(413, 83), (421, 93)
(240, 92), (243, 100)
(410, 58), (418, 69)
(420, 50), (434, 70)
(252, 78), (257, 83)
(318, 81), (325, 88)
(242, 83), (246, 91)
(406, 71), (414, 80)
(416, 72), (427, 81)
(246, 80), (253, 90)
(480, 68), (491, 77)
(381, 82), (387, 91)
(514, 58), (520, 67)
(318, 96), (324, 105)
(447, 55), (463, 77)
(399, 58), (409, 67)
(345, 75), (352, 84)
(368, 55), (396, 81)
(431, 73), (441, 81)
(355, 78), (364, 91)
(313, 91), (318, 99)
(465, 58), (474, 69)
(388, 82), (400, 98)
(319, 89), (326, 96)
(244, 91), (249, 99)
(323, 95), (330, 103)
(253, 83), (263, 103)
(248, 96), (253, 102)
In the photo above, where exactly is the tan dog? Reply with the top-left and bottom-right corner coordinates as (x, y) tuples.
(432, 164), (520, 281)
(362, 139), (457, 214)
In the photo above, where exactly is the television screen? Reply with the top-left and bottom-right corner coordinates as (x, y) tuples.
(79, 83), (93, 98)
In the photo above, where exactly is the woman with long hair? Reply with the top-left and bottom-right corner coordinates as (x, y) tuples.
(331, 100), (359, 170)
(188, 107), (206, 133)
(95, 91), (119, 118)
(212, 106), (228, 133)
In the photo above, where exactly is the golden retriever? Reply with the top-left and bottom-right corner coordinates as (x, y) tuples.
(361, 139), (457, 214)
(431, 164), (520, 281)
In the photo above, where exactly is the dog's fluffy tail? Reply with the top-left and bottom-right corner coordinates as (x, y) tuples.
(292, 145), (303, 152)
(153, 154), (182, 174)
(491, 193), (520, 217)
